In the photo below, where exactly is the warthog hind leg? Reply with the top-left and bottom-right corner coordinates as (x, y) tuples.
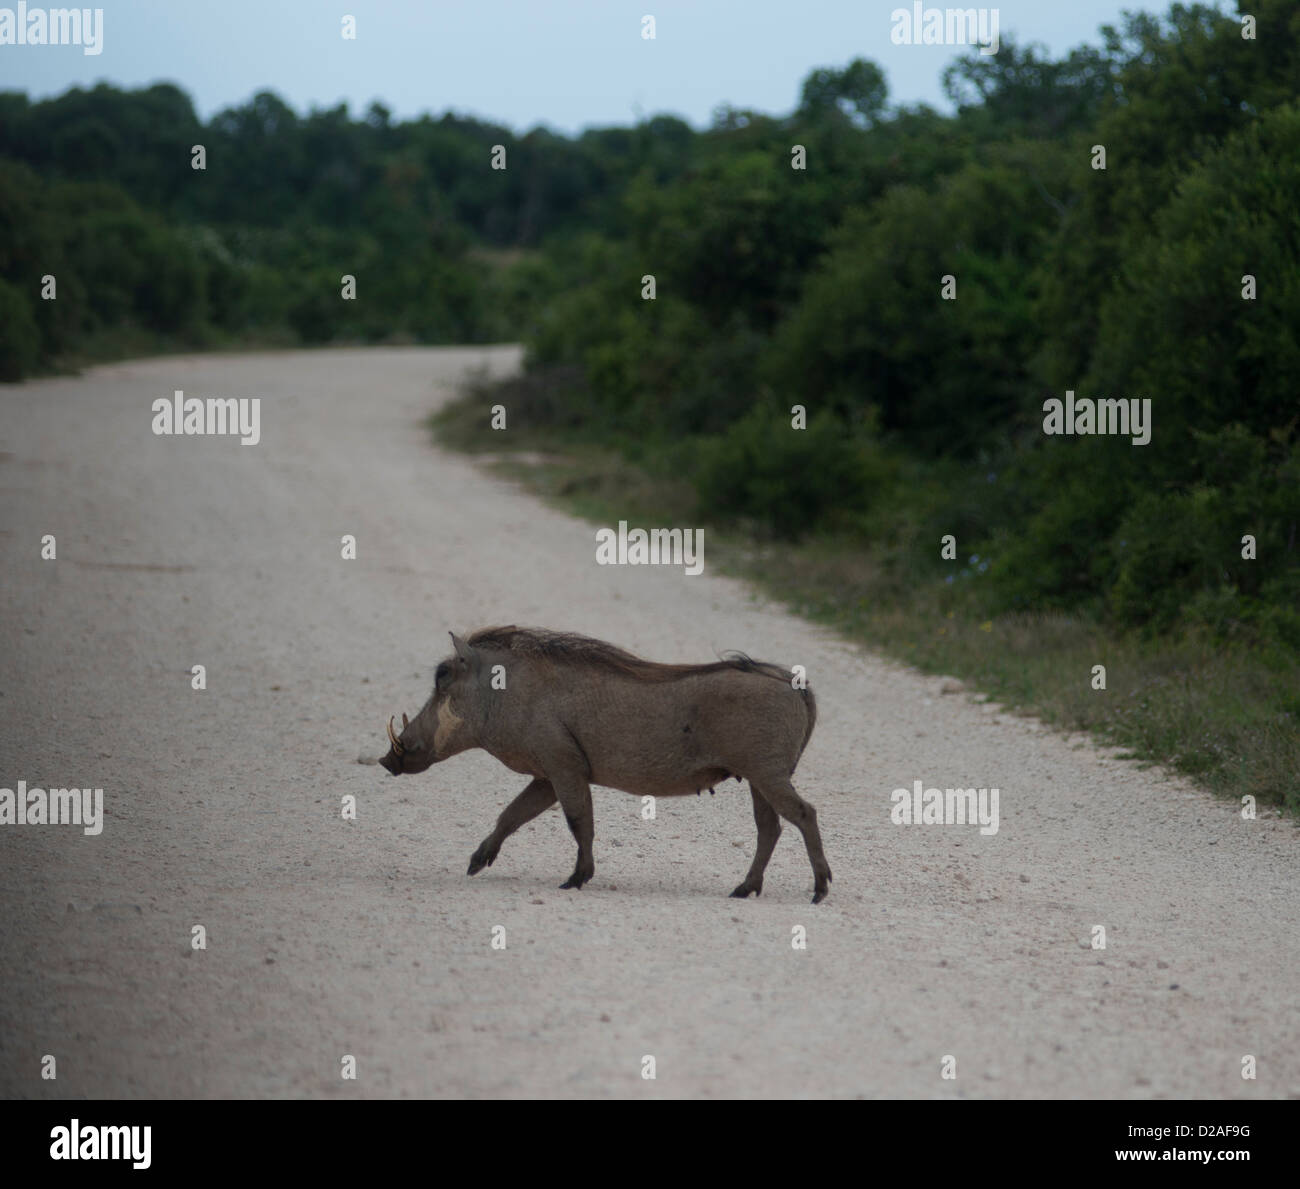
(751, 777), (832, 904)
(731, 783), (782, 899)
(468, 778), (557, 876)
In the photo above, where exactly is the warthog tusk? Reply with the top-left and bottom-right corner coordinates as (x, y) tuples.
(402, 713), (409, 728)
(387, 716), (405, 754)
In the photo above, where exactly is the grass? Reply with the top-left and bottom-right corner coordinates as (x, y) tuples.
(433, 372), (1300, 817)
(21, 321), (472, 383)
(23, 323), (305, 380)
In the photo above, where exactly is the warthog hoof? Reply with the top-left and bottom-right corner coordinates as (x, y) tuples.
(560, 862), (594, 890)
(467, 841), (498, 876)
(811, 866), (833, 904)
(729, 881), (761, 899)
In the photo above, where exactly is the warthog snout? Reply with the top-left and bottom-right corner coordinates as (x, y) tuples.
(378, 750), (400, 775)
(379, 712), (430, 776)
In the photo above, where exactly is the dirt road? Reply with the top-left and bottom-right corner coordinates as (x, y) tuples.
(1, 346), (1296, 1098)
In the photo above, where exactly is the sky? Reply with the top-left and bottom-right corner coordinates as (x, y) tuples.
(1, 0), (1211, 133)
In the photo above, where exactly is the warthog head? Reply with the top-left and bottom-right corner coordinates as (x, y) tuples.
(379, 632), (480, 775)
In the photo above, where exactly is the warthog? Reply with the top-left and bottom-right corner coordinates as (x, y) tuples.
(378, 627), (831, 902)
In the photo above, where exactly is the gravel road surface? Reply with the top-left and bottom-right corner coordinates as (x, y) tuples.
(1, 346), (1295, 1098)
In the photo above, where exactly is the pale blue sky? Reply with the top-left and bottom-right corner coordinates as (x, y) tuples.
(2, 0), (1214, 131)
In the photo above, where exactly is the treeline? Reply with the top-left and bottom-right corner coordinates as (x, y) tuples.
(0, 81), (696, 374)
(492, 1), (1300, 649)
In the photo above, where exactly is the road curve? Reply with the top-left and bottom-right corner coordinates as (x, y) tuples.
(0, 345), (1296, 1098)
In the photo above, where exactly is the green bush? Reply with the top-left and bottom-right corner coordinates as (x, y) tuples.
(0, 277), (39, 379)
(1109, 488), (1229, 629)
(694, 405), (878, 539)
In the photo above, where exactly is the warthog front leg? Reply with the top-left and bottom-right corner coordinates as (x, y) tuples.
(731, 784), (782, 899)
(751, 777), (832, 904)
(553, 777), (596, 890)
(468, 778), (557, 876)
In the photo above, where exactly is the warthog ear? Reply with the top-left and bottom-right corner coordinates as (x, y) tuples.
(450, 631), (476, 667)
